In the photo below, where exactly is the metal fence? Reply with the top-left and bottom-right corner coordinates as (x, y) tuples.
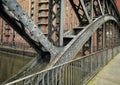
(5, 46), (120, 85)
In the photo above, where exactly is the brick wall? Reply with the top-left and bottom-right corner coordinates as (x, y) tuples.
(0, 0), (31, 46)
(115, 0), (120, 13)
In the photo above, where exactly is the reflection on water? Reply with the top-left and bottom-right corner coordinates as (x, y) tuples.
(0, 52), (32, 83)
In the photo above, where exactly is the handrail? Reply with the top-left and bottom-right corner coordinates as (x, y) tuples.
(5, 46), (120, 85)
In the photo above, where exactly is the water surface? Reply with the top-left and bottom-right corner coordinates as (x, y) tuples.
(0, 52), (32, 83)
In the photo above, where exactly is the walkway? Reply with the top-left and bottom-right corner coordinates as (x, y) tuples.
(87, 53), (120, 85)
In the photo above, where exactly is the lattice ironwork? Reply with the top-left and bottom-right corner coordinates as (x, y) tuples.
(48, 0), (63, 46)
(82, 38), (91, 56)
(109, 22), (114, 48)
(114, 23), (119, 47)
(97, 26), (103, 50)
(69, 0), (90, 26)
(93, 0), (103, 16)
(105, 22), (110, 48)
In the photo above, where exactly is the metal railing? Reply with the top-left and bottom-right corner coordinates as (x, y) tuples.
(5, 46), (120, 85)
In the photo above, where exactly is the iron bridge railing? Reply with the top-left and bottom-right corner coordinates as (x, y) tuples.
(5, 46), (120, 85)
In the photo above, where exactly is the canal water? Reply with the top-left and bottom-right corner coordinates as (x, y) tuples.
(0, 52), (32, 83)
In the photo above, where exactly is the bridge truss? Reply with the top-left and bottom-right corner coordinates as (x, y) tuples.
(0, 0), (120, 84)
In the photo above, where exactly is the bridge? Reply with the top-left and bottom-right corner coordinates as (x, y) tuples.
(0, 0), (120, 85)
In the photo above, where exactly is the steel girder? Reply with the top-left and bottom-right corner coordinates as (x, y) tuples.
(49, 15), (119, 66)
(0, 3), (53, 83)
(48, 0), (64, 46)
(69, 0), (120, 23)
(0, 0), (59, 58)
(0, 4), (44, 56)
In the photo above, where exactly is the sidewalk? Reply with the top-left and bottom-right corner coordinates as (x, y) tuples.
(87, 53), (120, 85)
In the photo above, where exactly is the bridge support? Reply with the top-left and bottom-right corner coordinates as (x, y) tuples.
(48, 0), (64, 46)
(0, 0), (59, 57)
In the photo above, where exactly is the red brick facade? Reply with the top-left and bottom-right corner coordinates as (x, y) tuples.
(64, 0), (79, 31)
(115, 0), (120, 13)
(0, 0), (31, 46)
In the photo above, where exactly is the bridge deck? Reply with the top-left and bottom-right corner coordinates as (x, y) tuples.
(87, 53), (120, 85)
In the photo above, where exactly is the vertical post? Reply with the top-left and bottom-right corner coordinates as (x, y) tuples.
(81, 60), (83, 84)
(52, 70), (54, 85)
(103, 23), (105, 49)
(55, 68), (57, 85)
(48, 0), (53, 43)
(82, 37), (91, 56)
(91, 34), (93, 53)
(59, 0), (64, 46)
(42, 74), (45, 85)
(91, 0), (94, 20)
(113, 23), (115, 47)
(90, 55), (93, 74)
(12, 30), (15, 47)
(102, 23), (106, 65)
(102, 0), (105, 14)
(97, 26), (103, 50)
(117, 26), (120, 46)
(47, 72), (50, 85)
(59, 67), (62, 85)
(110, 3), (113, 15)
(48, 0), (63, 46)
(109, 22), (111, 48)
(106, 22), (109, 48)
(1, 20), (3, 44)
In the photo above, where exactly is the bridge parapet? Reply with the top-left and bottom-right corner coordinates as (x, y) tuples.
(5, 46), (120, 85)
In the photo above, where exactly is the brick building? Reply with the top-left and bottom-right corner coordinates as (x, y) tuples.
(32, 0), (49, 34)
(0, 0), (31, 47)
(115, 0), (120, 13)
